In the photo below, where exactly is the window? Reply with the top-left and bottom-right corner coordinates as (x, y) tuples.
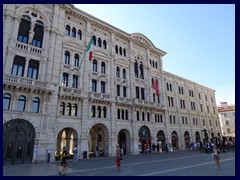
(142, 112), (145, 121)
(32, 20), (44, 48)
(182, 116), (184, 124)
(119, 47), (122, 55)
(66, 103), (71, 116)
(103, 40), (107, 49)
(64, 51), (70, 65)
(32, 97), (39, 113)
(115, 45), (118, 54)
(103, 107), (107, 118)
(227, 128), (231, 133)
(17, 16), (31, 44)
(203, 119), (205, 126)
(60, 102), (65, 115)
(122, 109), (125, 119)
(123, 48), (126, 56)
(97, 38), (102, 47)
(185, 117), (188, 124)
(3, 93), (11, 110)
(117, 85), (121, 96)
(72, 104), (77, 116)
(27, 59), (39, 79)
(205, 95), (208, 101)
(139, 62), (144, 79)
(65, 25), (70, 36)
(97, 106), (101, 118)
(207, 105), (209, 113)
(123, 86), (127, 97)
(137, 111), (139, 121)
(101, 81), (105, 93)
(200, 104), (203, 112)
(92, 80), (97, 92)
(169, 115), (172, 123)
(92, 59), (98, 72)
(62, 73), (69, 87)
(225, 120), (229, 125)
(209, 120), (212, 126)
(134, 61), (138, 78)
(74, 54), (79, 67)
(147, 112), (150, 122)
(116, 67), (120, 78)
(141, 88), (145, 100)
(77, 30), (82, 40)
(18, 95), (26, 112)
(136, 86), (140, 99)
(93, 36), (96, 45)
(91, 106), (96, 117)
(72, 75), (78, 88)
(199, 93), (201, 99)
(101, 62), (106, 74)
(71, 27), (76, 38)
(117, 109), (120, 119)
(122, 69), (126, 79)
(125, 110), (128, 120)
(12, 56), (25, 77)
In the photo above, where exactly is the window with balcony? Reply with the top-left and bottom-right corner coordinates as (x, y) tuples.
(17, 16), (31, 44)
(27, 59), (39, 79)
(32, 20), (44, 48)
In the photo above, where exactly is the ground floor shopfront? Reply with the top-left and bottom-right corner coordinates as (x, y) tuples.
(3, 118), (221, 164)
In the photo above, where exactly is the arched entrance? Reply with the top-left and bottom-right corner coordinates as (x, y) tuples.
(195, 131), (201, 143)
(3, 119), (35, 164)
(138, 126), (151, 154)
(171, 131), (179, 151)
(184, 131), (190, 150)
(55, 128), (78, 161)
(118, 129), (131, 155)
(157, 130), (166, 151)
(89, 123), (109, 157)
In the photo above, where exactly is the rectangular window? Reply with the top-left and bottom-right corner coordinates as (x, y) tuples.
(123, 86), (127, 97)
(72, 75), (78, 88)
(92, 79), (97, 92)
(225, 120), (229, 125)
(117, 85), (121, 96)
(62, 73), (69, 87)
(136, 86), (140, 99)
(101, 81), (105, 93)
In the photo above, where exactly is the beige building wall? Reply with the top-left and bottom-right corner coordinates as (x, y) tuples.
(3, 4), (221, 164)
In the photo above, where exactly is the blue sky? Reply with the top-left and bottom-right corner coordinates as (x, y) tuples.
(74, 4), (235, 105)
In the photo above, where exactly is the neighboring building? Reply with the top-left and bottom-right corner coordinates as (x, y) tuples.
(218, 102), (235, 139)
(3, 4), (221, 164)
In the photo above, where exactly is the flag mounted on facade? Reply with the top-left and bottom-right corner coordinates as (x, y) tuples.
(152, 79), (159, 96)
(86, 36), (93, 62)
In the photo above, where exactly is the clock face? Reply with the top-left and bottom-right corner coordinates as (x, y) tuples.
(142, 129), (146, 136)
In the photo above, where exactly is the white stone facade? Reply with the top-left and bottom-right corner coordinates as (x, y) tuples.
(3, 4), (221, 164)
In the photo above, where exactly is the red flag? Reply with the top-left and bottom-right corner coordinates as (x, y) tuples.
(152, 79), (159, 96)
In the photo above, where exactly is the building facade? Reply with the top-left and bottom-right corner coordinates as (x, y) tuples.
(3, 4), (221, 164)
(218, 102), (235, 139)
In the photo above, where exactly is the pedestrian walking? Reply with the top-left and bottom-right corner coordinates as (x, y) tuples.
(116, 144), (121, 171)
(165, 144), (168, 153)
(73, 144), (78, 162)
(59, 146), (69, 176)
(212, 145), (221, 171)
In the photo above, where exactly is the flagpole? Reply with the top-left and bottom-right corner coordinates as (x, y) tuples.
(144, 87), (151, 100)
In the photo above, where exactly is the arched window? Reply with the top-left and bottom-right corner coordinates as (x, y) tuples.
(101, 62), (106, 74)
(32, 97), (39, 113)
(103, 40), (107, 49)
(66, 103), (71, 116)
(147, 112), (150, 121)
(72, 27), (76, 38)
(18, 95), (26, 112)
(155, 62), (158, 69)
(27, 59), (39, 79)
(65, 25), (70, 36)
(115, 45), (118, 54)
(92, 106), (96, 117)
(17, 15), (31, 44)
(123, 48), (126, 57)
(72, 103), (77, 116)
(97, 106), (101, 118)
(74, 54), (79, 67)
(3, 93), (11, 110)
(62, 73), (69, 87)
(122, 69), (126, 79)
(139, 62), (144, 79)
(117, 109), (121, 119)
(97, 38), (102, 47)
(134, 61), (138, 78)
(92, 59), (98, 72)
(125, 110), (128, 120)
(60, 102), (65, 115)
(77, 30), (82, 40)
(64, 51), (70, 65)
(150, 59), (152, 65)
(137, 111), (139, 121)
(123, 86), (127, 97)
(119, 47), (122, 55)
(142, 112), (145, 121)
(116, 67), (120, 78)
(32, 20), (44, 48)
(93, 36), (96, 45)
(121, 109), (125, 119)
(103, 107), (107, 118)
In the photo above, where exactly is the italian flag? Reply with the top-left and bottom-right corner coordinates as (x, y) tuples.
(86, 37), (93, 62)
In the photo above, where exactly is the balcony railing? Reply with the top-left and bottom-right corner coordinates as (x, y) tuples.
(15, 41), (42, 55)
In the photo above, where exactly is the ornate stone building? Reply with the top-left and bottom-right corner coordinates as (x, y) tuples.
(3, 4), (221, 164)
